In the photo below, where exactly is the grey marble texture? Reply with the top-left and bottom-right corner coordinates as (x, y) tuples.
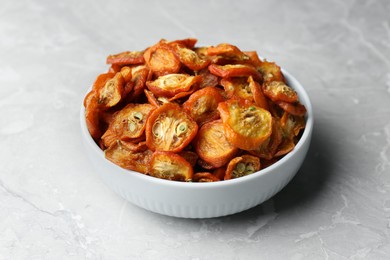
(0, 0), (389, 259)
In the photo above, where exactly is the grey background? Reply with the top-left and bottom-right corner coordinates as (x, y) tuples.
(0, 0), (389, 259)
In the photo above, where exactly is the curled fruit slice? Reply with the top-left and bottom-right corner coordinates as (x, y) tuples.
(97, 72), (125, 108)
(143, 42), (180, 76)
(220, 76), (268, 109)
(194, 120), (238, 168)
(146, 74), (201, 98)
(102, 103), (155, 147)
(106, 51), (145, 66)
(84, 90), (102, 139)
(105, 140), (152, 174)
(208, 64), (263, 81)
(224, 155), (261, 180)
(146, 103), (198, 152)
(173, 44), (210, 71)
(207, 43), (249, 61)
(182, 87), (225, 125)
(128, 65), (151, 101)
(149, 151), (193, 181)
(249, 119), (283, 160)
(167, 38), (198, 49)
(192, 172), (220, 182)
(276, 101), (307, 116)
(217, 99), (273, 150)
(263, 81), (298, 103)
(257, 60), (286, 83)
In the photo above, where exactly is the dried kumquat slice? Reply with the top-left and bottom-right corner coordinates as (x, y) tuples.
(263, 81), (298, 103)
(182, 86), (225, 125)
(208, 64), (263, 81)
(249, 76), (269, 110)
(127, 65), (150, 101)
(217, 99), (273, 150)
(192, 172), (220, 182)
(84, 90), (103, 139)
(101, 103), (155, 147)
(145, 103), (198, 152)
(167, 38), (198, 49)
(224, 155), (261, 180)
(257, 60), (286, 83)
(92, 72), (115, 92)
(220, 76), (268, 109)
(143, 42), (180, 76)
(106, 50), (145, 66)
(144, 89), (169, 107)
(194, 120), (238, 168)
(97, 72), (125, 108)
(149, 151), (193, 181)
(276, 101), (307, 116)
(243, 51), (263, 68)
(249, 119), (283, 160)
(105, 140), (152, 174)
(207, 43), (249, 61)
(173, 44), (210, 71)
(146, 74), (201, 98)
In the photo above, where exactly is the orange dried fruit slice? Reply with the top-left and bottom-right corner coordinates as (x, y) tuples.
(145, 103), (198, 152)
(182, 86), (225, 126)
(149, 151), (193, 181)
(173, 44), (210, 71)
(194, 120), (238, 168)
(263, 81), (298, 103)
(97, 72), (125, 108)
(143, 43), (181, 76)
(257, 60), (286, 83)
(102, 103), (155, 147)
(106, 50), (145, 66)
(146, 74), (201, 98)
(105, 140), (152, 174)
(224, 155), (261, 180)
(208, 64), (263, 81)
(217, 99), (273, 150)
(192, 172), (220, 182)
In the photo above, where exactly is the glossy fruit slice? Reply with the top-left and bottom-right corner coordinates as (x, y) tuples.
(194, 120), (238, 168)
(84, 90), (102, 139)
(257, 60), (285, 83)
(182, 86), (225, 125)
(224, 155), (261, 180)
(208, 64), (263, 81)
(146, 74), (201, 98)
(207, 43), (249, 61)
(106, 50), (145, 66)
(101, 103), (155, 147)
(104, 140), (152, 174)
(192, 172), (220, 182)
(143, 42), (181, 76)
(217, 99), (273, 150)
(172, 44), (210, 71)
(275, 101), (307, 116)
(96, 72), (125, 108)
(145, 103), (198, 152)
(263, 81), (298, 103)
(149, 151), (193, 181)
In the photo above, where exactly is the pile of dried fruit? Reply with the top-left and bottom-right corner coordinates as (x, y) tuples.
(83, 38), (306, 182)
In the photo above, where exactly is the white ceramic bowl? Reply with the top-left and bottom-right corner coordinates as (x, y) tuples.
(80, 69), (313, 218)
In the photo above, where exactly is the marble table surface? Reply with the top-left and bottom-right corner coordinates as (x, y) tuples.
(1, 0), (389, 259)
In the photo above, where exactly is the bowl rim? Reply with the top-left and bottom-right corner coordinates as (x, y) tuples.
(80, 68), (313, 189)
